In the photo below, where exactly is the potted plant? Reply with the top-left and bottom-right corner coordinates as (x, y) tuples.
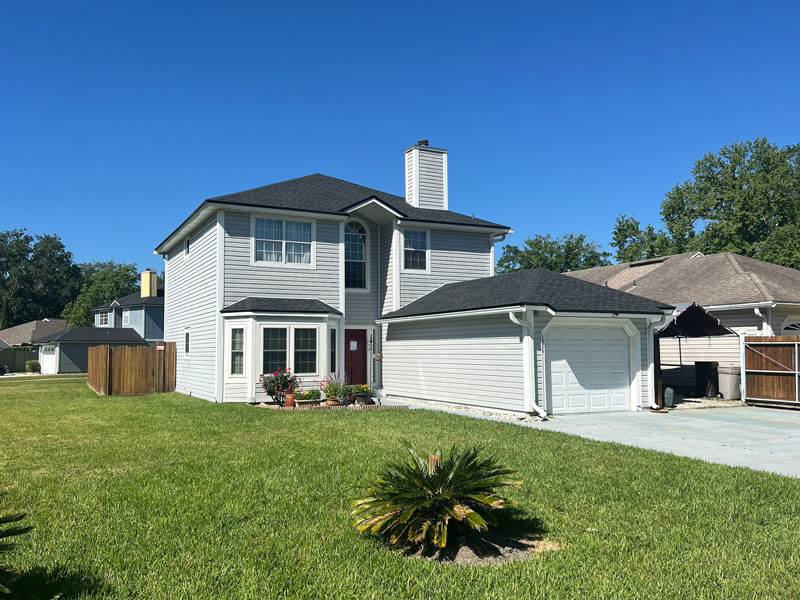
(321, 374), (347, 406)
(295, 389), (321, 407)
(259, 367), (298, 407)
(352, 384), (372, 404)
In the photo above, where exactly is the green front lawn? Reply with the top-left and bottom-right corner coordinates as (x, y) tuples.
(2, 378), (800, 599)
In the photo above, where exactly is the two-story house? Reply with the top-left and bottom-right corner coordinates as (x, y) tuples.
(156, 141), (671, 415)
(93, 269), (165, 342)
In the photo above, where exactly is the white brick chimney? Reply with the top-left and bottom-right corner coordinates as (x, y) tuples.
(404, 140), (448, 210)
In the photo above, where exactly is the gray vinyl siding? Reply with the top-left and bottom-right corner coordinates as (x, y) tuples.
(405, 152), (414, 204)
(124, 308), (145, 338)
(382, 314), (526, 412)
(399, 229), (491, 307)
(345, 219), (380, 326)
(222, 211), (342, 311)
(144, 306), (164, 341)
(379, 222), (394, 314)
(417, 150), (446, 210)
(59, 343), (90, 373)
(164, 217), (218, 401)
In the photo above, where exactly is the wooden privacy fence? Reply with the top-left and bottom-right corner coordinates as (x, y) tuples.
(88, 342), (176, 396)
(744, 336), (800, 406)
(0, 347), (38, 372)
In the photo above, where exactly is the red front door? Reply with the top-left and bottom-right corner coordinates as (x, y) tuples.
(344, 329), (367, 385)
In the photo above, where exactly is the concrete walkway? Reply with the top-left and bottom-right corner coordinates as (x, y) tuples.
(537, 407), (800, 478)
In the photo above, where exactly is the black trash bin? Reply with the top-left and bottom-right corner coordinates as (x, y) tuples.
(695, 361), (719, 397)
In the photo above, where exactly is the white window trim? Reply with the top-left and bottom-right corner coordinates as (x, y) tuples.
(122, 308), (130, 326)
(344, 218), (371, 293)
(250, 215), (317, 270)
(400, 228), (431, 274)
(780, 315), (800, 334)
(97, 310), (111, 327)
(259, 323), (322, 378)
(225, 321), (247, 380)
(184, 327), (191, 359)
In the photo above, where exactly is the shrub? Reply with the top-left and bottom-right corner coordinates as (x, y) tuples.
(259, 367), (298, 406)
(296, 389), (321, 401)
(352, 446), (523, 549)
(320, 374), (347, 399)
(24, 360), (40, 373)
(0, 490), (33, 594)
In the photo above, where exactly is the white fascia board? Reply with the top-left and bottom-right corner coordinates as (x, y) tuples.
(221, 311), (340, 319)
(377, 305), (539, 324)
(396, 220), (511, 234)
(548, 310), (668, 320)
(704, 301), (777, 311)
(344, 197), (404, 218)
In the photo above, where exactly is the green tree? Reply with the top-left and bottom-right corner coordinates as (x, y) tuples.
(496, 233), (611, 274)
(61, 262), (139, 326)
(0, 230), (82, 329)
(612, 138), (800, 267)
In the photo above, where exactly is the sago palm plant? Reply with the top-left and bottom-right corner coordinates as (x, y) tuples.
(352, 446), (523, 549)
(1, 491), (33, 594)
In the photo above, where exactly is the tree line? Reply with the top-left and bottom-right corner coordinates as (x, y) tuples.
(0, 229), (148, 330)
(498, 138), (800, 273)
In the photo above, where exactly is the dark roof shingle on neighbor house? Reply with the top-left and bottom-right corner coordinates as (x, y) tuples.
(0, 318), (67, 346)
(221, 297), (342, 315)
(93, 288), (164, 310)
(566, 252), (800, 306)
(381, 268), (672, 320)
(33, 327), (146, 344)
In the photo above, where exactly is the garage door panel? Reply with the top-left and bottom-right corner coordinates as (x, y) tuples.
(546, 325), (631, 414)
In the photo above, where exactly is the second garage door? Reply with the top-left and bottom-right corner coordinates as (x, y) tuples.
(546, 324), (631, 414)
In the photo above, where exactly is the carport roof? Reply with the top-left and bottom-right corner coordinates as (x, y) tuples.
(381, 268), (672, 320)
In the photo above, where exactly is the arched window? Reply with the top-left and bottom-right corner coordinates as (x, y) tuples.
(345, 221), (367, 289)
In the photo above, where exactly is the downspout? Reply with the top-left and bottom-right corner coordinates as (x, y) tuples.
(753, 308), (769, 334)
(509, 310), (548, 418)
(648, 313), (671, 409)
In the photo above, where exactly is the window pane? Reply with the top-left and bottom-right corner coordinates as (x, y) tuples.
(256, 218), (283, 241)
(255, 239), (283, 262)
(231, 352), (244, 375)
(404, 249), (426, 270)
(263, 328), (287, 373)
(286, 242), (311, 264)
(185, 331), (190, 354)
(404, 230), (427, 251)
(231, 328), (244, 352)
(345, 261), (366, 288)
(285, 221), (312, 242)
(330, 328), (336, 373)
(294, 328), (317, 374)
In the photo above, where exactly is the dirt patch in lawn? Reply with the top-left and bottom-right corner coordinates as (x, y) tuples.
(406, 533), (562, 565)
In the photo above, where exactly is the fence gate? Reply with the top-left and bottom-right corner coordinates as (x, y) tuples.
(88, 342), (176, 396)
(744, 336), (800, 406)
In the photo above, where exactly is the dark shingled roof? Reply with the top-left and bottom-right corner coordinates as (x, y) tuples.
(381, 269), (672, 320)
(93, 288), (164, 310)
(206, 173), (508, 229)
(221, 297), (342, 315)
(566, 252), (800, 306)
(33, 327), (146, 344)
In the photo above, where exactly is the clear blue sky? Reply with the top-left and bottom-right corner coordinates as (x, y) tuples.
(2, 1), (799, 271)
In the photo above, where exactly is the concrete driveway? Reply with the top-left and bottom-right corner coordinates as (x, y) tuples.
(538, 407), (800, 478)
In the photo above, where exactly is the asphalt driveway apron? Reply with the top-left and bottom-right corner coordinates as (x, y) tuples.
(537, 407), (800, 478)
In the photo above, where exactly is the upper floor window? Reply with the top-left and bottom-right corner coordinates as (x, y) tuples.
(781, 316), (800, 334)
(122, 309), (130, 326)
(254, 218), (312, 265)
(345, 221), (367, 289)
(97, 310), (110, 326)
(403, 230), (428, 271)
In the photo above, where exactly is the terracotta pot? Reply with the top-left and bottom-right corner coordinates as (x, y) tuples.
(284, 393), (296, 408)
(325, 398), (339, 406)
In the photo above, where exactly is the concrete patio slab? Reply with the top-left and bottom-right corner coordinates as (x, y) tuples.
(537, 407), (800, 478)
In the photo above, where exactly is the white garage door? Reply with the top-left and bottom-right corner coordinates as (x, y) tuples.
(546, 325), (630, 414)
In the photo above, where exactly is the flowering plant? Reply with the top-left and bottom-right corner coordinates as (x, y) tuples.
(259, 367), (298, 406)
(352, 384), (371, 395)
(320, 373), (348, 399)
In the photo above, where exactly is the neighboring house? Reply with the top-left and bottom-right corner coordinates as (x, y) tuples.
(567, 252), (800, 388)
(93, 270), (164, 342)
(0, 318), (67, 348)
(155, 140), (674, 415)
(33, 327), (147, 374)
